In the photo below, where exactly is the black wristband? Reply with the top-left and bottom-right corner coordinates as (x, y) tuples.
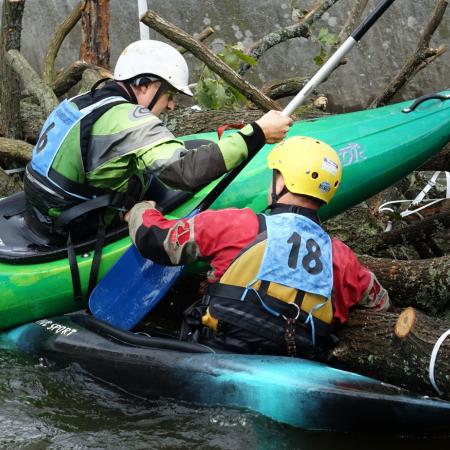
(238, 122), (266, 157)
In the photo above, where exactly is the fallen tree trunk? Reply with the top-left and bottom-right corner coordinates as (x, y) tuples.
(0, 137), (32, 165)
(359, 254), (450, 314)
(165, 107), (327, 136)
(6, 49), (58, 116)
(330, 307), (450, 400)
(0, 166), (22, 195)
(361, 210), (450, 253)
(421, 142), (450, 171)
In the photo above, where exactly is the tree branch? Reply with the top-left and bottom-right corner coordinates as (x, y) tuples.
(178, 26), (214, 54)
(261, 76), (310, 100)
(370, 0), (448, 108)
(0, 136), (32, 164)
(6, 49), (58, 116)
(141, 10), (280, 112)
(338, 0), (369, 42)
(42, 1), (82, 85)
(238, 0), (341, 76)
(52, 60), (108, 97)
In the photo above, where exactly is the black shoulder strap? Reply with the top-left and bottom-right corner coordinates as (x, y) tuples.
(256, 213), (267, 233)
(54, 192), (125, 228)
(79, 100), (128, 172)
(71, 83), (131, 174)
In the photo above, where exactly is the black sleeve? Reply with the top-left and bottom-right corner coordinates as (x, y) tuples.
(238, 122), (266, 157)
(157, 141), (227, 191)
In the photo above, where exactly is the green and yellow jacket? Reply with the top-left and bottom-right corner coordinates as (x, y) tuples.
(25, 81), (265, 232)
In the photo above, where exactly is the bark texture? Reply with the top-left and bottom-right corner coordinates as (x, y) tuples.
(330, 307), (450, 400)
(52, 61), (100, 97)
(0, 0), (25, 139)
(6, 49), (58, 116)
(360, 255), (450, 314)
(79, 0), (110, 69)
(0, 136), (32, 165)
(0, 166), (22, 195)
(421, 142), (450, 172)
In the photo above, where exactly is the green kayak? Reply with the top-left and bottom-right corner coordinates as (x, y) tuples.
(0, 91), (449, 330)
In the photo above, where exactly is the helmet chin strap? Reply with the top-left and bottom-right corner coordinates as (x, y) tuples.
(147, 82), (168, 111)
(121, 77), (168, 111)
(271, 170), (289, 204)
(120, 82), (139, 104)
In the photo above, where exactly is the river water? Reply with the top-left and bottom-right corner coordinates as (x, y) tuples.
(0, 348), (449, 449)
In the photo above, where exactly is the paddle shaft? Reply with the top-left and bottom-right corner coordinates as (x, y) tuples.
(283, 0), (396, 116)
(194, 0), (396, 212)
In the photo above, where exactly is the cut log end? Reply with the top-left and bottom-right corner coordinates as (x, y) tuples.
(395, 307), (417, 338)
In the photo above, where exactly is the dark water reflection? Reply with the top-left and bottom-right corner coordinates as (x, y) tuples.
(0, 350), (449, 450)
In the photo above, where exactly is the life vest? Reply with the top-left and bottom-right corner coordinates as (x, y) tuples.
(201, 211), (335, 355)
(26, 89), (130, 228)
(25, 87), (131, 302)
(31, 95), (126, 197)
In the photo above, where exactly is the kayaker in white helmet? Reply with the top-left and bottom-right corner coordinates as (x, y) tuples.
(24, 39), (292, 299)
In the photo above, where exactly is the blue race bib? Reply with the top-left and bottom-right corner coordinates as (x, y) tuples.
(32, 100), (84, 177)
(255, 213), (333, 298)
(31, 96), (127, 179)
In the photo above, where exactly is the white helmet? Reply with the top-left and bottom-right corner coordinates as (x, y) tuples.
(114, 40), (193, 96)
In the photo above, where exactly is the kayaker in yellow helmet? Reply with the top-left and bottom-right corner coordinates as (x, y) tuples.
(127, 136), (391, 357)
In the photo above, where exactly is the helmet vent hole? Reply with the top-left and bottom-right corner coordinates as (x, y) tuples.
(334, 181), (339, 187)
(311, 172), (319, 179)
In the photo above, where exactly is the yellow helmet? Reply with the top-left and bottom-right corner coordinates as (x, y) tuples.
(267, 136), (342, 204)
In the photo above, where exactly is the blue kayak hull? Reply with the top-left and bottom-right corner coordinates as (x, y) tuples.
(4, 313), (450, 434)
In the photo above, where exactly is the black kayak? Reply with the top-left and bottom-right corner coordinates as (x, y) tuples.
(4, 312), (450, 434)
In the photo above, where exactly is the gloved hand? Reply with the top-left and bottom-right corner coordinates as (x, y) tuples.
(124, 200), (156, 222)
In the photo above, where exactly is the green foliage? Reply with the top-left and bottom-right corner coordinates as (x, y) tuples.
(313, 47), (328, 66)
(317, 28), (340, 47)
(314, 28), (340, 67)
(194, 44), (256, 111)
